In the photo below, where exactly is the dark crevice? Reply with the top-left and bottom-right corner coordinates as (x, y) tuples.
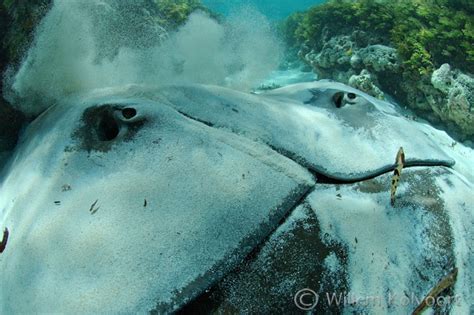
(151, 183), (313, 314)
(177, 110), (214, 127)
(176, 186), (315, 314)
(238, 186), (314, 265)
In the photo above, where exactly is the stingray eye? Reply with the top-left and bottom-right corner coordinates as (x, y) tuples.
(122, 108), (137, 119)
(343, 92), (359, 105)
(332, 91), (360, 108)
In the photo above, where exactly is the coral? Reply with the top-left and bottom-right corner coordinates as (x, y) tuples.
(303, 34), (401, 80)
(357, 45), (400, 72)
(431, 64), (474, 136)
(306, 35), (353, 69)
(303, 37), (398, 100)
(431, 63), (454, 93)
(349, 69), (384, 99)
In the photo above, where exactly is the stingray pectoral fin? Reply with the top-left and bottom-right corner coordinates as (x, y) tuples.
(0, 97), (314, 314)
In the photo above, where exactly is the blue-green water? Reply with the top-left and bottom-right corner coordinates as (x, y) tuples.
(202, 0), (325, 19)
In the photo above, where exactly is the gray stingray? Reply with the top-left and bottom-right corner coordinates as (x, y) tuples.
(0, 82), (472, 313)
(133, 81), (455, 181)
(0, 92), (314, 313)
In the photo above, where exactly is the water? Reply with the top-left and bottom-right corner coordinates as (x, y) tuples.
(202, 0), (325, 20)
(7, 0), (294, 115)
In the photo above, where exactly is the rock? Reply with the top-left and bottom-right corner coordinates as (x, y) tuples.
(357, 44), (400, 72)
(303, 38), (400, 78)
(431, 63), (453, 93)
(430, 64), (474, 137)
(350, 53), (363, 68)
(349, 69), (385, 99)
(302, 37), (400, 96)
(304, 35), (353, 74)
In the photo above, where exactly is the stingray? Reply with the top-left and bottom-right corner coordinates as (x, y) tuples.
(139, 81), (456, 181)
(0, 82), (471, 313)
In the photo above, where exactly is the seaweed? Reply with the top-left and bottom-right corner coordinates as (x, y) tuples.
(284, 0), (474, 78)
(154, 0), (209, 29)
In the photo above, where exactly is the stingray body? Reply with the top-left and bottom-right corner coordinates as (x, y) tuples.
(0, 82), (472, 313)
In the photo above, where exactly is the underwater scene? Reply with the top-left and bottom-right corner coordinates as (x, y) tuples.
(0, 0), (473, 314)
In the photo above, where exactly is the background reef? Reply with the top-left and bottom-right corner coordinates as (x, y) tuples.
(282, 0), (474, 142)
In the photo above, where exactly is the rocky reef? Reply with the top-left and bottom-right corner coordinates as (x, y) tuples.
(284, 0), (474, 142)
(431, 64), (474, 139)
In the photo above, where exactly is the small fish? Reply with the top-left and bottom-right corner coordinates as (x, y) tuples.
(390, 147), (405, 206)
(412, 268), (458, 315)
(89, 199), (99, 215)
(144, 199), (147, 207)
(0, 228), (9, 253)
(54, 201), (61, 205)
